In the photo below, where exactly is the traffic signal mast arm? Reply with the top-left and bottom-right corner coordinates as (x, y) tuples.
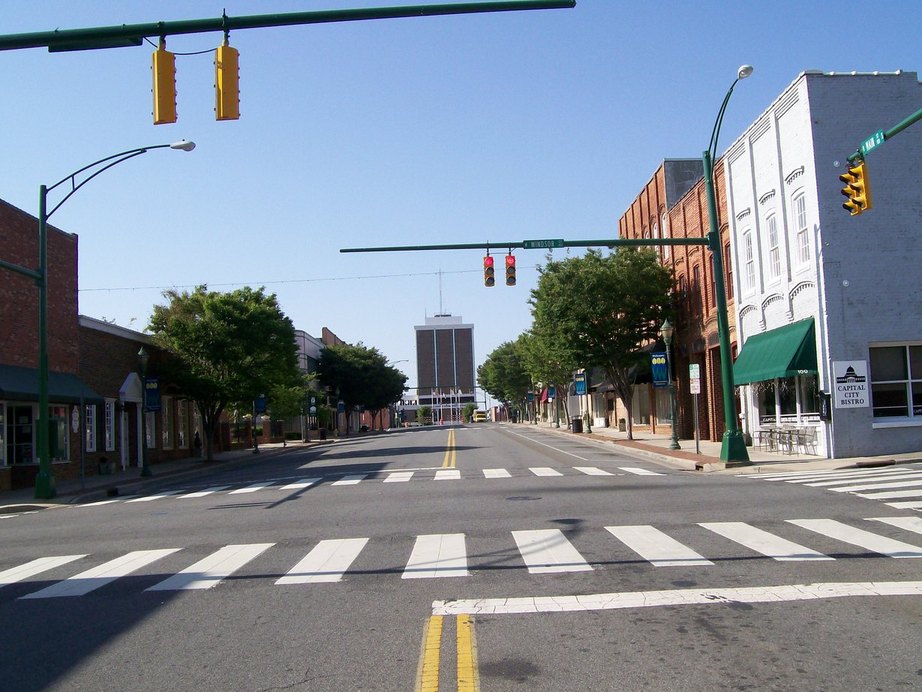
(847, 104), (922, 163)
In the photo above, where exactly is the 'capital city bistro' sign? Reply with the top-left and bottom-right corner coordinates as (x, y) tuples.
(833, 360), (869, 409)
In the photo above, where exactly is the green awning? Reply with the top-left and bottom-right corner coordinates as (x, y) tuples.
(733, 318), (817, 385)
(0, 364), (104, 404)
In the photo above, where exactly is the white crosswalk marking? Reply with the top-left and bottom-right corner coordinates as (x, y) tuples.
(180, 486), (231, 498)
(606, 525), (713, 567)
(229, 482), (277, 494)
(483, 469), (511, 478)
(700, 522), (833, 561)
(279, 478), (321, 490)
(575, 467), (614, 476)
(831, 478), (922, 493)
(806, 471), (922, 487)
(858, 488), (922, 500)
(277, 538), (369, 584)
(511, 529), (592, 574)
(146, 543), (275, 591)
(787, 519), (922, 558)
(529, 467), (563, 477)
(434, 469), (461, 480)
(403, 534), (469, 579)
(80, 499), (128, 507)
(332, 475), (366, 486)
(619, 467), (664, 476)
(885, 501), (922, 510)
(384, 471), (414, 483)
(751, 468), (909, 482)
(22, 549), (180, 599)
(0, 555), (86, 588)
(126, 491), (183, 503)
(868, 516), (922, 535)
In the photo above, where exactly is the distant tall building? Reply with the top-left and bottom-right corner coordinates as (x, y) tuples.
(415, 314), (475, 421)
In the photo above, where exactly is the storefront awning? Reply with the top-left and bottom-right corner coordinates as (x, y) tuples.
(0, 364), (104, 404)
(733, 318), (817, 385)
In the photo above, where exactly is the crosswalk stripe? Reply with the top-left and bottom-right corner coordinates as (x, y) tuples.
(229, 482), (277, 494)
(384, 471), (414, 483)
(787, 519), (922, 558)
(80, 499), (126, 507)
(830, 478), (922, 493)
(277, 538), (369, 584)
(529, 467), (563, 477)
(511, 529), (592, 574)
(605, 525), (713, 567)
(332, 475), (366, 486)
(483, 469), (511, 479)
(146, 543), (275, 591)
(279, 478), (321, 490)
(806, 472), (922, 487)
(885, 501), (922, 510)
(403, 534), (469, 579)
(743, 467), (909, 482)
(700, 522), (832, 561)
(22, 549), (180, 599)
(0, 555), (86, 588)
(856, 488), (922, 500)
(867, 516), (922, 535)
(434, 470), (461, 481)
(126, 491), (183, 503)
(180, 486), (231, 498)
(619, 467), (664, 476)
(575, 467), (614, 476)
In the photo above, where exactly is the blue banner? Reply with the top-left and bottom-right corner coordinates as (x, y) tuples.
(574, 371), (587, 395)
(651, 352), (669, 388)
(144, 377), (161, 412)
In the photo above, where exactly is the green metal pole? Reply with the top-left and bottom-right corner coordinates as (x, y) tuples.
(34, 186), (55, 499)
(703, 150), (750, 465)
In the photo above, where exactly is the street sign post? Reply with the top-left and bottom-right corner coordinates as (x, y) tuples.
(689, 364), (701, 454)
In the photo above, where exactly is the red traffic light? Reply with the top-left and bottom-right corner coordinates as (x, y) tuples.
(505, 254), (516, 286)
(483, 255), (495, 287)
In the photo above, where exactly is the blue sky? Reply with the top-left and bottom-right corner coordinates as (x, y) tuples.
(3, 1), (921, 394)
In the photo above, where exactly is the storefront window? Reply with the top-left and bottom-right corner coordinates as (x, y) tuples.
(871, 345), (921, 418)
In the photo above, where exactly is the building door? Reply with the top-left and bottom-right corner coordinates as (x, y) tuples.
(120, 409), (129, 469)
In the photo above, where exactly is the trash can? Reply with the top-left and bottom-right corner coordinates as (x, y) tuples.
(319, 428), (327, 440)
(571, 417), (583, 433)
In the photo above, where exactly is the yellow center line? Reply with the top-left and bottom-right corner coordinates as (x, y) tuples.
(457, 614), (480, 691)
(415, 615), (443, 692)
(442, 428), (457, 468)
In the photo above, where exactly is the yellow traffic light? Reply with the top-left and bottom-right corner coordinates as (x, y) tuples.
(839, 161), (872, 216)
(215, 43), (240, 121)
(152, 42), (177, 125)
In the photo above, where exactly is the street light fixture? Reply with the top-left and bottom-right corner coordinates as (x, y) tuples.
(659, 320), (681, 451)
(26, 140), (196, 498)
(703, 66), (752, 466)
(138, 347), (152, 477)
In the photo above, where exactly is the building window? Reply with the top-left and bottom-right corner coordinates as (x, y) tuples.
(692, 265), (703, 314)
(85, 405), (97, 453)
(724, 242), (734, 300)
(794, 194), (810, 265)
(162, 396), (174, 449)
(743, 230), (755, 292)
(0, 403), (5, 466)
(146, 412), (156, 449)
(178, 400), (187, 448)
(870, 345), (922, 418)
(104, 400), (115, 451)
(709, 256), (716, 308)
(766, 214), (781, 279)
(662, 212), (670, 259)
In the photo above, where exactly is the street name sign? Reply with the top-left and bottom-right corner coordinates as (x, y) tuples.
(523, 238), (564, 249)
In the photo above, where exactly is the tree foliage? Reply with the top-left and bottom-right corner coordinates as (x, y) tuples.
(148, 285), (300, 459)
(477, 340), (531, 410)
(529, 249), (673, 439)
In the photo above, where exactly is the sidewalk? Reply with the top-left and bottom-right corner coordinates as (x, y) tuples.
(526, 421), (922, 475)
(0, 440), (320, 514)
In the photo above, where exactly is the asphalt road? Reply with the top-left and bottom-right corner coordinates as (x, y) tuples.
(3, 424), (922, 690)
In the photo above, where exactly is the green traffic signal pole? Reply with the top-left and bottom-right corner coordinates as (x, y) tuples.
(0, 1), (575, 52)
(847, 105), (922, 163)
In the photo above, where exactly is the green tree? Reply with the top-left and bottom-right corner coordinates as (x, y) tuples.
(477, 340), (531, 419)
(462, 402), (477, 422)
(149, 285), (300, 460)
(518, 329), (579, 425)
(417, 404), (432, 425)
(530, 249), (673, 439)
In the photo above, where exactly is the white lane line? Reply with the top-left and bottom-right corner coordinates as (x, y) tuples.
(806, 471), (922, 487)
(529, 467), (563, 477)
(511, 529), (593, 574)
(1, 555), (86, 588)
(575, 467), (614, 476)
(384, 471), (414, 483)
(830, 478), (922, 493)
(503, 429), (589, 461)
(868, 516), (922, 535)
(606, 525), (713, 567)
(787, 519), (922, 558)
(146, 543), (275, 591)
(79, 499), (126, 507)
(229, 482), (277, 494)
(432, 581), (922, 616)
(483, 469), (511, 479)
(619, 467), (664, 476)
(434, 470), (461, 481)
(22, 549), (180, 599)
(332, 475), (367, 486)
(180, 486), (231, 498)
(126, 491), (183, 503)
(277, 538), (369, 584)
(280, 478), (321, 490)
(700, 522), (832, 561)
(403, 534), (469, 579)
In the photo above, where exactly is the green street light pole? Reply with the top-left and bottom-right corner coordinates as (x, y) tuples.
(703, 65), (752, 466)
(32, 140), (195, 499)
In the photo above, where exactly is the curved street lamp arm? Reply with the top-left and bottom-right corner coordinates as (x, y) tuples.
(706, 78), (740, 167)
